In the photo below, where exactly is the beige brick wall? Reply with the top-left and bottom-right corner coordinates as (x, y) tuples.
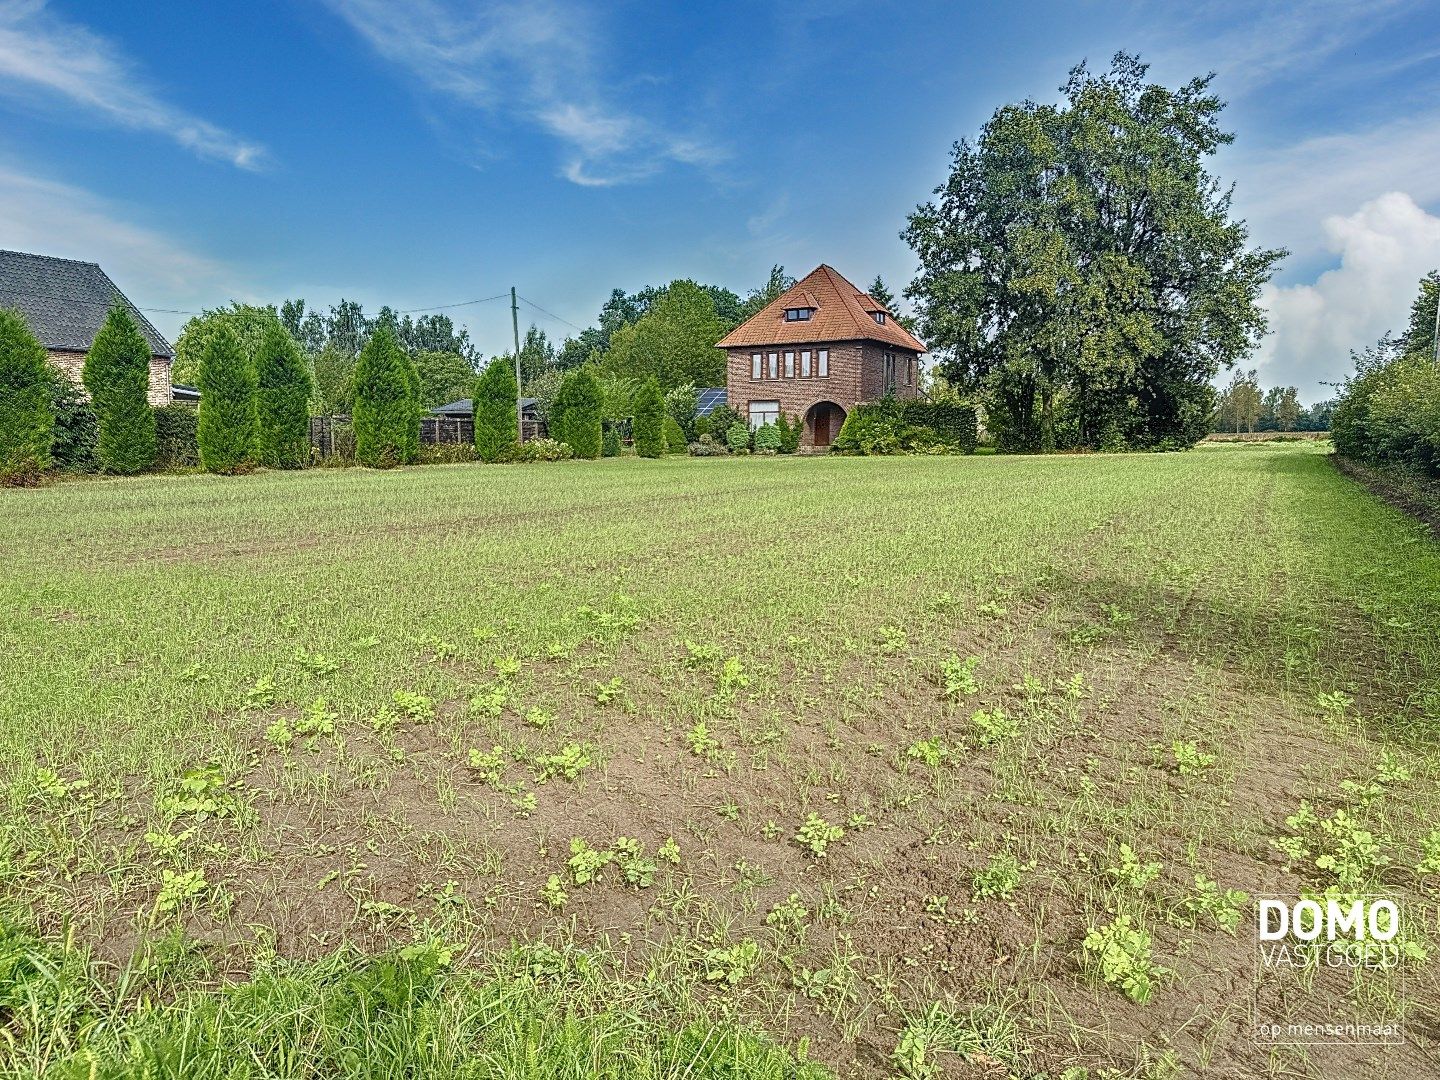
(47, 349), (173, 406)
(724, 340), (920, 447)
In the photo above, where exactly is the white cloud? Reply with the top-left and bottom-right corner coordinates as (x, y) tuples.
(1256, 192), (1440, 396)
(0, 161), (236, 339)
(0, 0), (266, 168)
(321, 0), (722, 185)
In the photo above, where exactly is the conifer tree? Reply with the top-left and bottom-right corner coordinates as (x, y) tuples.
(632, 378), (666, 459)
(551, 367), (603, 459)
(353, 326), (414, 468)
(197, 323), (258, 473)
(255, 320), (312, 469)
(473, 357), (519, 463)
(83, 306), (156, 474)
(0, 309), (55, 484)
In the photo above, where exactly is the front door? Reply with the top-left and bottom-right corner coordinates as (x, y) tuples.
(813, 408), (831, 446)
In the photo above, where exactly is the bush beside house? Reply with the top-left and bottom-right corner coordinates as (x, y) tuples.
(551, 368), (603, 459)
(255, 321), (313, 469)
(155, 405), (200, 469)
(0, 309), (55, 485)
(353, 327), (418, 468)
(83, 306), (157, 475)
(834, 398), (979, 455)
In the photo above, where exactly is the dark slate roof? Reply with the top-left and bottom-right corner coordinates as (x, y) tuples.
(0, 249), (174, 358)
(171, 383), (201, 402)
(696, 387), (727, 416)
(433, 397), (538, 417)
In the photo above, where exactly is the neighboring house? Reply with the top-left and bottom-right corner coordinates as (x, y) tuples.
(0, 250), (175, 406)
(715, 264), (925, 449)
(433, 397), (540, 421)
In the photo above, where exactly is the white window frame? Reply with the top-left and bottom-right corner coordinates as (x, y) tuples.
(751, 353), (762, 379)
(748, 400), (780, 430)
(784, 351), (795, 378)
(768, 352), (778, 379)
(801, 349), (812, 377)
(818, 349), (829, 377)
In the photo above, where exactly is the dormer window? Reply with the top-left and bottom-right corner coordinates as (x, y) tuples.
(784, 307), (813, 321)
(872, 311), (886, 324)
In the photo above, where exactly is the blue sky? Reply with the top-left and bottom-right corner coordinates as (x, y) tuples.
(2, 0), (1439, 401)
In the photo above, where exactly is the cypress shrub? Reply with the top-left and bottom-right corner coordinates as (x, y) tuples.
(255, 321), (313, 469)
(725, 421), (750, 452)
(83, 305), (156, 474)
(663, 416), (687, 454)
(197, 324), (258, 474)
(551, 367), (603, 459)
(473, 357), (519, 463)
(0, 309), (55, 485)
(775, 413), (800, 453)
(154, 405), (200, 468)
(353, 327), (415, 468)
(44, 367), (97, 472)
(633, 378), (666, 459)
(400, 350), (422, 465)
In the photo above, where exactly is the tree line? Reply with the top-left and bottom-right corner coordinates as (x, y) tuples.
(1332, 272), (1440, 477)
(1211, 371), (1332, 434)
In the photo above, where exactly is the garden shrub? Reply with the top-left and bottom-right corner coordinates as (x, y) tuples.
(708, 404), (742, 438)
(833, 398), (978, 455)
(0, 309), (54, 485)
(688, 434), (728, 457)
(472, 357), (519, 464)
(633, 378), (666, 459)
(418, 442), (479, 465)
(602, 428), (621, 457)
(551, 367), (603, 459)
(83, 306), (156, 474)
(44, 368), (97, 472)
(754, 423), (781, 453)
(664, 383), (698, 439)
(775, 413), (801, 453)
(515, 437), (573, 462)
(725, 421), (751, 452)
(663, 416), (687, 454)
(353, 327), (418, 468)
(154, 405), (200, 469)
(255, 321), (312, 469)
(197, 324), (257, 474)
(1334, 347), (1440, 477)
(693, 415), (713, 438)
(904, 400), (978, 453)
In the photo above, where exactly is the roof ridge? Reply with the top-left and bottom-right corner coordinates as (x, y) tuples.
(0, 249), (102, 268)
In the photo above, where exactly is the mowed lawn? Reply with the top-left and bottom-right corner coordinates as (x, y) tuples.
(3, 444), (1439, 1078)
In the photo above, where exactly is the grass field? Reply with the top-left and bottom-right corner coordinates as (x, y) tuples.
(3, 443), (1439, 1078)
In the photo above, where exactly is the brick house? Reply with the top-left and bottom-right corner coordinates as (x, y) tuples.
(0, 249), (174, 405)
(716, 264), (925, 449)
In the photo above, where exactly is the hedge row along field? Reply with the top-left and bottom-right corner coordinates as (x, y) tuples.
(2, 444), (1438, 1077)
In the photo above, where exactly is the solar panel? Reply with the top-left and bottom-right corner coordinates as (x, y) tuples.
(695, 387), (727, 416)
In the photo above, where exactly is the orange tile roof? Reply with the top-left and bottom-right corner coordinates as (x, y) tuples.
(715, 264), (926, 352)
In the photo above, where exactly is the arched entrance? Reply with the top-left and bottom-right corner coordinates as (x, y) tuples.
(804, 401), (847, 449)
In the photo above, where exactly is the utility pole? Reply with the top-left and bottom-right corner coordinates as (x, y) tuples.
(1432, 283), (1439, 368)
(511, 286), (523, 438)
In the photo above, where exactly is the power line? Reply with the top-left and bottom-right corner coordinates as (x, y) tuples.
(517, 294), (585, 333)
(398, 293), (510, 314)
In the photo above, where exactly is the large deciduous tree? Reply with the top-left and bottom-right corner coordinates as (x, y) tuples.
(472, 357), (519, 463)
(0, 309), (55, 484)
(352, 326), (416, 468)
(255, 321), (312, 469)
(198, 324), (258, 473)
(83, 306), (157, 474)
(600, 281), (729, 390)
(904, 53), (1284, 452)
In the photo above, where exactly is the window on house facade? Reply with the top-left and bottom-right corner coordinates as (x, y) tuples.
(784, 351), (795, 377)
(768, 352), (778, 378)
(751, 353), (762, 379)
(907, 357), (915, 386)
(801, 349), (812, 377)
(883, 352), (896, 393)
(748, 400), (780, 429)
(784, 307), (813, 321)
(873, 311), (886, 324)
(818, 349), (829, 377)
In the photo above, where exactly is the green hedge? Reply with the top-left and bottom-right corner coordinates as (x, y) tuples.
(154, 404), (200, 468)
(833, 398), (978, 455)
